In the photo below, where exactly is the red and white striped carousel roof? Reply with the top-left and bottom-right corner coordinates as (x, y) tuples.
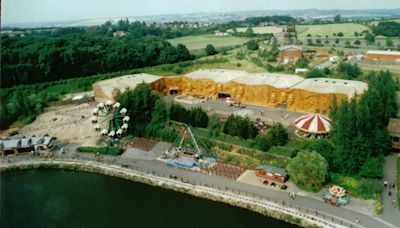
(294, 114), (332, 134)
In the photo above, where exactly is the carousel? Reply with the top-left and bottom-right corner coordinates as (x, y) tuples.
(294, 113), (332, 139)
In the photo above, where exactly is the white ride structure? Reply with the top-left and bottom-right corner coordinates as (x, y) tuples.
(91, 100), (129, 141)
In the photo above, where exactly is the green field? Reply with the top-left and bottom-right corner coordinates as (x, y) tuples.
(168, 35), (251, 50)
(229, 26), (283, 34)
(297, 23), (371, 38)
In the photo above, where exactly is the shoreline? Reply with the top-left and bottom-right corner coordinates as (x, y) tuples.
(0, 159), (350, 228)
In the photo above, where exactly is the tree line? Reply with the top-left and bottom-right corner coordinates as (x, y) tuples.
(1, 22), (195, 88)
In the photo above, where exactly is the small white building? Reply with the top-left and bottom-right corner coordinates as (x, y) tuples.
(295, 68), (309, 74)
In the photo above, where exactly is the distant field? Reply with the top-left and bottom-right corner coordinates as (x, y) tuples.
(370, 18), (400, 26)
(168, 35), (251, 50)
(229, 26), (283, 34)
(297, 23), (371, 38)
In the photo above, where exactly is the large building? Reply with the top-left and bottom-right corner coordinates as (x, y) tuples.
(365, 50), (400, 63)
(93, 69), (368, 114)
(278, 45), (303, 64)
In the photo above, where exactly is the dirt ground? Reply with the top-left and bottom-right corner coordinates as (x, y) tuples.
(19, 103), (99, 146)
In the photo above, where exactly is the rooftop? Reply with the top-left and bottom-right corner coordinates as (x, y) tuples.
(366, 50), (400, 56)
(279, 45), (302, 51)
(291, 78), (368, 97)
(94, 73), (163, 99)
(256, 165), (288, 178)
(234, 73), (303, 88)
(185, 69), (247, 83)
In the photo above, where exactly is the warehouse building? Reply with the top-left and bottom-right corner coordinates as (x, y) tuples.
(93, 69), (368, 114)
(365, 50), (400, 63)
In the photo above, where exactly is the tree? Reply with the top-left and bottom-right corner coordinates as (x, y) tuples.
(334, 15), (341, 23)
(287, 151), (329, 191)
(205, 44), (218, 56)
(307, 38), (313, 45)
(267, 122), (288, 146)
(295, 58), (309, 68)
(335, 38), (340, 44)
(337, 32), (344, 37)
(316, 39), (322, 45)
(245, 26), (254, 35)
(329, 71), (396, 175)
(354, 40), (361, 45)
(305, 68), (324, 78)
(386, 38), (394, 48)
(145, 98), (168, 137)
(255, 134), (272, 152)
(307, 138), (335, 168)
(246, 40), (259, 51)
(344, 40), (351, 47)
(223, 114), (258, 139)
(336, 62), (361, 79)
(364, 32), (375, 43)
(358, 155), (384, 178)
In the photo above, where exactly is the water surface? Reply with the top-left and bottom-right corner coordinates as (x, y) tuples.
(1, 169), (296, 228)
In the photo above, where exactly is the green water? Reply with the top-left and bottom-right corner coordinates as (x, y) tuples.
(1, 169), (296, 228)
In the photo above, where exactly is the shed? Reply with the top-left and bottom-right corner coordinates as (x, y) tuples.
(255, 165), (288, 183)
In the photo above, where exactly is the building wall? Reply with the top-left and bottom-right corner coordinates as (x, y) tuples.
(279, 50), (303, 64)
(365, 53), (400, 62)
(255, 169), (286, 183)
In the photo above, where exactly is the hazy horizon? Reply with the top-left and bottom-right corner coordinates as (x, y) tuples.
(2, 0), (400, 26)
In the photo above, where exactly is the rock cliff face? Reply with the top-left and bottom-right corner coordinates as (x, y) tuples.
(93, 72), (362, 114)
(158, 76), (348, 114)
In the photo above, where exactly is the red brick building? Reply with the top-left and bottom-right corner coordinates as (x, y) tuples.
(255, 165), (288, 183)
(278, 45), (303, 64)
(365, 50), (400, 63)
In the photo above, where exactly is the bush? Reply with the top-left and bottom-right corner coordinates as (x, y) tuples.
(255, 134), (272, 152)
(305, 68), (325, 78)
(287, 151), (329, 191)
(375, 201), (384, 215)
(246, 40), (259, 51)
(295, 58), (309, 68)
(170, 104), (208, 128)
(205, 44), (218, 56)
(267, 122), (288, 146)
(331, 173), (383, 199)
(223, 114), (258, 139)
(358, 156), (384, 178)
(77, 146), (123, 155)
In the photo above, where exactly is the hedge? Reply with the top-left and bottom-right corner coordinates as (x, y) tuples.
(76, 147), (123, 156)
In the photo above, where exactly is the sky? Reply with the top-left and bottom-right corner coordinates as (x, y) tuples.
(2, 0), (400, 25)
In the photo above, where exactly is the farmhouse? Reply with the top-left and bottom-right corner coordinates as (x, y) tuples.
(93, 69), (368, 114)
(255, 165), (288, 183)
(388, 118), (400, 150)
(365, 50), (400, 63)
(278, 45), (303, 64)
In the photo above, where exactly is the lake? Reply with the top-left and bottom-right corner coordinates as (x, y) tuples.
(1, 169), (297, 228)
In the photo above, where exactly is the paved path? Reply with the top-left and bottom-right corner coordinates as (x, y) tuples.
(381, 153), (400, 225)
(166, 96), (305, 127)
